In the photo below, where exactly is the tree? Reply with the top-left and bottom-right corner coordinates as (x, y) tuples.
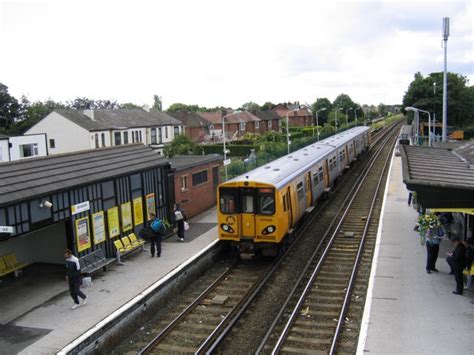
(167, 103), (201, 113)
(121, 102), (142, 109)
(333, 93), (355, 111)
(0, 83), (21, 129)
(402, 72), (473, 127)
(261, 102), (276, 111)
(311, 98), (332, 124)
(66, 97), (120, 110)
(152, 95), (162, 112)
(165, 134), (200, 157)
(239, 102), (260, 112)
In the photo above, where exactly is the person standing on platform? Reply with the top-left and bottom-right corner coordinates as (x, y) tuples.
(173, 203), (187, 242)
(425, 228), (443, 274)
(446, 238), (466, 295)
(149, 213), (163, 257)
(64, 249), (87, 309)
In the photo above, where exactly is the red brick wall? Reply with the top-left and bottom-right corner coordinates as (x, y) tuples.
(174, 161), (222, 218)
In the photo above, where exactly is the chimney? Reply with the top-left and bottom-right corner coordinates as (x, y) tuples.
(83, 109), (95, 121)
(142, 105), (150, 112)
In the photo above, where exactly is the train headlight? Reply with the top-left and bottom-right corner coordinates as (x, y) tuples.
(262, 225), (276, 235)
(220, 223), (235, 233)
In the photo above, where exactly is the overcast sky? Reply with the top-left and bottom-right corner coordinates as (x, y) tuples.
(0, 0), (472, 109)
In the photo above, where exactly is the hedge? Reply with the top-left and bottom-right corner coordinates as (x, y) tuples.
(201, 144), (258, 157)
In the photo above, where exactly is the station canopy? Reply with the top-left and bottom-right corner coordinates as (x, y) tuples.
(400, 142), (474, 212)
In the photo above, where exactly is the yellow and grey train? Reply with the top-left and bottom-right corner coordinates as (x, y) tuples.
(217, 126), (371, 257)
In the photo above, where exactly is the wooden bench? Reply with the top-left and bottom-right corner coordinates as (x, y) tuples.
(0, 253), (29, 277)
(113, 234), (146, 264)
(79, 248), (114, 275)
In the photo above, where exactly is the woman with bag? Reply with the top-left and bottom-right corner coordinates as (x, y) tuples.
(173, 204), (187, 242)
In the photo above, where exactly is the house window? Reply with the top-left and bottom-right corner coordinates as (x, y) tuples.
(151, 128), (157, 144)
(192, 170), (208, 186)
(268, 120), (272, 129)
(134, 131), (139, 143)
(20, 143), (39, 158)
(181, 175), (188, 191)
(174, 126), (179, 136)
(139, 130), (142, 142)
(158, 128), (162, 143)
(94, 134), (99, 148)
(114, 132), (121, 145)
(49, 139), (55, 148)
(123, 131), (129, 144)
(101, 133), (106, 147)
(255, 121), (260, 129)
(165, 127), (168, 139)
(240, 122), (246, 131)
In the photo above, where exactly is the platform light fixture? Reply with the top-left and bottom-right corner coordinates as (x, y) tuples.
(39, 200), (53, 208)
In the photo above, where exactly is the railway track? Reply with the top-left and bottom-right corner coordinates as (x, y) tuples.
(255, 123), (398, 354)
(114, 120), (402, 354)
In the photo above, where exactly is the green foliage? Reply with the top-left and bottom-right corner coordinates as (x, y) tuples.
(67, 97), (121, 110)
(152, 95), (162, 111)
(261, 102), (276, 111)
(0, 83), (21, 129)
(121, 102), (142, 109)
(311, 98), (332, 124)
(165, 134), (200, 157)
(239, 102), (260, 111)
(402, 72), (473, 127)
(201, 144), (258, 157)
(167, 103), (201, 113)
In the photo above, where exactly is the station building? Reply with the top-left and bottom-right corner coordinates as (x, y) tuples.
(0, 144), (173, 271)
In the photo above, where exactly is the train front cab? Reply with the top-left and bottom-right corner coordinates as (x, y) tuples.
(218, 182), (285, 257)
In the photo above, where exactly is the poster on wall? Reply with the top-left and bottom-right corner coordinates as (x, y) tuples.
(133, 197), (144, 226)
(107, 206), (120, 238)
(145, 193), (156, 220)
(75, 216), (91, 252)
(121, 202), (133, 232)
(92, 211), (106, 244)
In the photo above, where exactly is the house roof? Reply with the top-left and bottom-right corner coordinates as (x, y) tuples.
(168, 111), (212, 128)
(56, 110), (109, 131)
(91, 109), (182, 129)
(0, 144), (169, 207)
(197, 112), (223, 125)
(170, 154), (222, 171)
(252, 110), (281, 121)
(225, 111), (261, 124)
(0, 134), (9, 139)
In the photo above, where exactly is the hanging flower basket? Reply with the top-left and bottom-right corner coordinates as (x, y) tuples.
(417, 213), (440, 245)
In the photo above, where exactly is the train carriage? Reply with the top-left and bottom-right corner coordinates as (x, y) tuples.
(218, 126), (370, 257)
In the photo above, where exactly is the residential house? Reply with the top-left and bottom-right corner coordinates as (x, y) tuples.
(251, 110), (281, 134)
(25, 109), (183, 156)
(168, 111), (213, 142)
(0, 133), (48, 162)
(197, 111), (261, 141)
(273, 103), (313, 128)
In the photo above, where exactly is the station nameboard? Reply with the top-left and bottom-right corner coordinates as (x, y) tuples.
(71, 201), (90, 215)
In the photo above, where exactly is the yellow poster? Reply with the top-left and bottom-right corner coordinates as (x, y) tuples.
(107, 206), (120, 238)
(91, 211), (106, 244)
(121, 202), (132, 232)
(133, 197), (144, 226)
(75, 216), (91, 252)
(146, 193), (156, 220)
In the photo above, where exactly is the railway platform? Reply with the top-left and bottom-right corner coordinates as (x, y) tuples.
(0, 207), (218, 355)
(358, 153), (474, 354)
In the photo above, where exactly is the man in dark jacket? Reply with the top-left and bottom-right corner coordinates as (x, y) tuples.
(65, 249), (87, 309)
(446, 238), (466, 295)
(149, 213), (163, 257)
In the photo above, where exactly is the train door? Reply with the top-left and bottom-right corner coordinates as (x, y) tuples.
(324, 159), (330, 187)
(305, 172), (313, 207)
(284, 187), (293, 228)
(240, 188), (256, 238)
(296, 179), (306, 220)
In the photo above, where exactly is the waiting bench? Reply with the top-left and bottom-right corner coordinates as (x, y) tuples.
(0, 253), (29, 277)
(79, 248), (115, 275)
(113, 233), (146, 264)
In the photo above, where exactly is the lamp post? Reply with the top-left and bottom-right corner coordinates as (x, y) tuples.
(345, 108), (352, 130)
(354, 108), (360, 126)
(334, 108), (342, 133)
(222, 111), (239, 180)
(433, 82), (436, 141)
(406, 106), (432, 146)
(315, 108), (326, 141)
(442, 17), (449, 142)
(285, 108), (299, 154)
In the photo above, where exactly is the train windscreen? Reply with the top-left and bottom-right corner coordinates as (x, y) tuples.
(257, 188), (275, 215)
(219, 187), (238, 214)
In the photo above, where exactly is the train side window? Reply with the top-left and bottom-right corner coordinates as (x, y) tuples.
(282, 194), (287, 212)
(296, 182), (305, 200)
(318, 167), (324, 183)
(312, 171), (318, 186)
(219, 188), (238, 214)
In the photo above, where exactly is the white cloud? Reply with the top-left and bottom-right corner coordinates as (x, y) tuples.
(0, 0), (472, 108)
